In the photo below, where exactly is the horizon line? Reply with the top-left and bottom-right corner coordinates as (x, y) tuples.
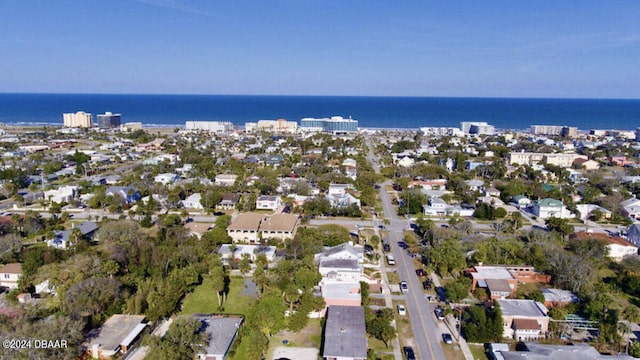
(1, 91), (639, 102)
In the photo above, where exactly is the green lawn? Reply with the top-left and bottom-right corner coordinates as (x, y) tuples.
(181, 276), (256, 315)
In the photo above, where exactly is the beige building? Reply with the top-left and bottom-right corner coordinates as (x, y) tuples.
(256, 119), (298, 134)
(498, 299), (549, 341)
(0, 263), (22, 290)
(508, 152), (587, 167)
(226, 212), (299, 243)
(63, 111), (93, 128)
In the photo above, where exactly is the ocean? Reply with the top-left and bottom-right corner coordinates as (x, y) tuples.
(1, 93), (639, 131)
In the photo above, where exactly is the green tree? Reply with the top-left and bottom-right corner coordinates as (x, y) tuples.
(146, 315), (208, 360)
(445, 277), (472, 303)
(239, 253), (252, 275)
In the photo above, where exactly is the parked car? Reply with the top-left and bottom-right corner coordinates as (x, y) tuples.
(422, 280), (432, 290)
(403, 346), (416, 360)
(400, 281), (409, 294)
(386, 255), (396, 266)
(397, 304), (406, 316)
(434, 307), (445, 320)
(442, 333), (453, 344)
(383, 242), (391, 252)
(415, 268), (426, 277)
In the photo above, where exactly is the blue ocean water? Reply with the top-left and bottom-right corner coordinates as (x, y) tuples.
(0, 93), (639, 130)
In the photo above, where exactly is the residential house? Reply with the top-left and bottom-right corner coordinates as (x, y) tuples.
(265, 155), (284, 167)
(531, 198), (573, 219)
(621, 197), (640, 220)
(154, 173), (179, 185)
(328, 184), (353, 197)
(512, 195), (531, 208)
(467, 265), (551, 300)
(498, 343), (635, 360)
(423, 198), (474, 217)
(182, 193), (204, 210)
(315, 242), (364, 264)
(44, 185), (78, 203)
(0, 263), (22, 290)
(184, 222), (213, 239)
(542, 288), (579, 308)
(215, 174), (238, 187)
(216, 193), (241, 210)
(397, 156), (415, 167)
(484, 187), (501, 197)
(497, 299), (549, 341)
(627, 224), (640, 247)
(105, 186), (141, 204)
(609, 154), (630, 167)
(575, 204), (612, 221)
(46, 221), (99, 250)
(327, 192), (361, 209)
(407, 179), (447, 190)
(573, 158), (600, 170)
(321, 282), (362, 308)
(573, 232), (638, 262)
(218, 244), (277, 262)
(323, 306), (367, 360)
(86, 314), (146, 359)
(256, 195), (282, 211)
(319, 258), (362, 284)
(465, 179), (485, 192)
(194, 315), (243, 360)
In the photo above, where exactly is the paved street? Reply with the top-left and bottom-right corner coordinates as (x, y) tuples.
(367, 138), (447, 360)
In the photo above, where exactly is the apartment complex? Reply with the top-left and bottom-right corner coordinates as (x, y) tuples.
(530, 125), (578, 138)
(63, 111), (93, 128)
(300, 116), (358, 134)
(185, 121), (234, 133)
(507, 152), (587, 166)
(97, 112), (121, 128)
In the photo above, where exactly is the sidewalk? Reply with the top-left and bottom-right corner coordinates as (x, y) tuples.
(430, 273), (474, 360)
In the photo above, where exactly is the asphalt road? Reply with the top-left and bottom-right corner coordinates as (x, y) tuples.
(367, 138), (446, 360)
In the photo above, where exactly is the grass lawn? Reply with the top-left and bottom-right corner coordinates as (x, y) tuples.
(392, 299), (414, 349)
(387, 271), (400, 284)
(181, 276), (256, 315)
(265, 319), (323, 360)
(441, 343), (466, 360)
(469, 343), (490, 359)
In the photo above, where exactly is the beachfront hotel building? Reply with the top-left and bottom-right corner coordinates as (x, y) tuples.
(530, 125), (577, 138)
(254, 119), (297, 134)
(300, 116), (358, 135)
(97, 112), (122, 128)
(460, 121), (495, 135)
(63, 111), (93, 128)
(185, 121), (234, 133)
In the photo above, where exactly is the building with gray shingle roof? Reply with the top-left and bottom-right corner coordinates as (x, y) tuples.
(323, 306), (367, 360)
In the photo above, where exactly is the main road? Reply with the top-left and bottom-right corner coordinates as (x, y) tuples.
(366, 138), (446, 360)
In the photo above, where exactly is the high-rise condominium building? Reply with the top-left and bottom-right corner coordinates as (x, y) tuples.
(300, 116), (358, 134)
(185, 121), (234, 133)
(63, 111), (93, 128)
(97, 112), (122, 128)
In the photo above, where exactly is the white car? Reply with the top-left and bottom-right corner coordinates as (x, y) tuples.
(397, 304), (407, 316)
(400, 281), (409, 294)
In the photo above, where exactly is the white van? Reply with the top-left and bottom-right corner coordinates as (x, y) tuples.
(386, 255), (396, 265)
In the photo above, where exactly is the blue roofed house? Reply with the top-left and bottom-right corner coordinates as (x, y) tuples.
(105, 186), (141, 204)
(47, 221), (99, 249)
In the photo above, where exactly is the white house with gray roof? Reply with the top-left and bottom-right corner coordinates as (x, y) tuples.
(497, 299), (549, 341)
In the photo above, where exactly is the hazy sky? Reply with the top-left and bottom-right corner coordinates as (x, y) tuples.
(2, 1), (639, 98)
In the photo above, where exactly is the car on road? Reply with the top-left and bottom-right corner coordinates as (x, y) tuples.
(398, 241), (407, 249)
(397, 304), (406, 316)
(434, 307), (445, 320)
(415, 268), (426, 277)
(403, 346), (416, 360)
(442, 333), (453, 344)
(422, 280), (432, 290)
(400, 281), (409, 294)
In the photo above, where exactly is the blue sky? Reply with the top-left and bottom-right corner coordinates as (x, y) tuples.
(1, 1), (639, 98)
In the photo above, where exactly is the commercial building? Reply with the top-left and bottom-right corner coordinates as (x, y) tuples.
(254, 119), (298, 134)
(63, 111), (93, 128)
(461, 121), (495, 135)
(530, 125), (577, 138)
(97, 112), (121, 128)
(300, 116), (358, 134)
(185, 121), (234, 133)
(497, 299), (549, 341)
